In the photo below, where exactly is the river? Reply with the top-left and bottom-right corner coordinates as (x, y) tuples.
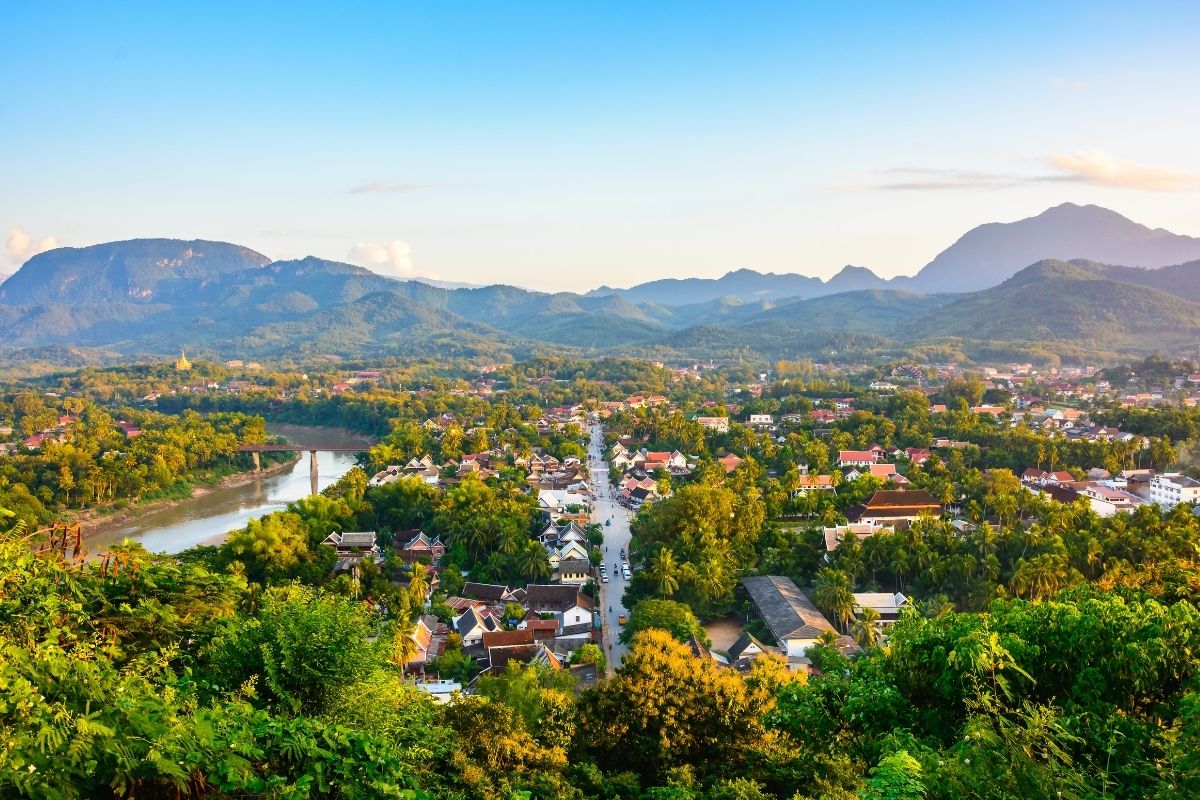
(84, 424), (369, 554)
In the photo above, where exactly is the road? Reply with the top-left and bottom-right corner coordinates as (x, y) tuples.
(588, 421), (633, 672)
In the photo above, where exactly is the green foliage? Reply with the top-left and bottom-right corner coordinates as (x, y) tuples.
(206, 584), (381, 714)
(620, 599), (710, 646)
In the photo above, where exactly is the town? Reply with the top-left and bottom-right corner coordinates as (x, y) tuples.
(4, 351), (1200, 796)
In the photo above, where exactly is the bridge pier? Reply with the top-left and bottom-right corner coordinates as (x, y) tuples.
(310, 450), (319, 496)
(251, 451), (261, 472)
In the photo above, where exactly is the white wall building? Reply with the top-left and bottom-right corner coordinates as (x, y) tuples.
(1149, 473), (1200, 509)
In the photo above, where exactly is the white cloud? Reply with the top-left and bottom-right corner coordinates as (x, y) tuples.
(349, 239), (437, 279)
(6, 227), (59, 266)
(1044, 149), (1199, 192)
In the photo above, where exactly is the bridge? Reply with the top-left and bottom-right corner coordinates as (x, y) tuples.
(237, 444), (366, 453)
(237, 443), (370, 495)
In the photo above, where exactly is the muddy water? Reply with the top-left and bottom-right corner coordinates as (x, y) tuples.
(84, 424), (367, 554)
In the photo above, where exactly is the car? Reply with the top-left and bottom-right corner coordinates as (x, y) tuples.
(601, 575), (609, 583)
(605, 519), (611, 526)
(618, 614), (627, 625)
(619, 548), (625, 558)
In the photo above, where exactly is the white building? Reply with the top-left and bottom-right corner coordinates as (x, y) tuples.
(741, 575), (838, 659)
(1149, 473), (1200, 509)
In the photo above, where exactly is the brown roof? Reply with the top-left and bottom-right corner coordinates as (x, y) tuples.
(482, 629), (535, 649)
(862, 489), (940, 509)
(487, 644), (542, 670)
(524, 584), (593, 613)
(462, 582), (510, 602)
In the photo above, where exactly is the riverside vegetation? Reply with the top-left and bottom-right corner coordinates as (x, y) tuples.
(1, 357), (1200, 798)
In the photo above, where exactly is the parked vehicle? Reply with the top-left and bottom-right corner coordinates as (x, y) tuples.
(618, 614), (627, 625)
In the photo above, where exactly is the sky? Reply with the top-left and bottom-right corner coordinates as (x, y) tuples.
(3, 1), (1199, 291)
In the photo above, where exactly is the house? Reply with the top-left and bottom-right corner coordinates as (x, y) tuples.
(554, 558), (592, 586)
(461, 582), (517, 603)
(517, 617), (561, 639)
(868, 463), (898, 480)
(479, 642), (563, 676)
(546, 537), (590, 568)
(482, 629), (536, 668)
(1021, 469), (1076, 486)
(726, 631), (773, 666)
(321, 531), (380, 557)
(904, 448), (931, 465)
(524, 584), (593, 626)
(538, 519), (590, 547)
(454, 606), (499, 646)
(793, 474), (835, 494)
(696, 416), (730, 432)
(718, 453), (743, 473)
(413, 679), (461, 703)
(837, 450), (878, 467)
(1079, 485), (1145, 517)
(846, 490), (942, 525)
(396, 530), (446, 564)
(1149, 473), (1200, 509)
(538, 490), (588, 515)
(823, 522), (893, 553)
(852, 592), (910, 630)
(748, 414), (775, 427)
(116, 421), (142, 438)
(644, 450), (688, 471)
(403, 616), (438, 670)
(610, 451), (635, 471)
(741, 575), (838, 659)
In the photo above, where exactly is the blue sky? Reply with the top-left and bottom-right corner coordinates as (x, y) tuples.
(3, 1), (1198, 290)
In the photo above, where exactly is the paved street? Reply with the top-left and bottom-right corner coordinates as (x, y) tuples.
(588, 422), (633, 672)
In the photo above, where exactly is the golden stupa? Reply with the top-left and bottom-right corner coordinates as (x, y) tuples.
(174, 349), (192, 371)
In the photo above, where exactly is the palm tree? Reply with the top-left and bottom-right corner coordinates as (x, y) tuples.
(812, 568), (855, 633)
(517, 541), (550, 581)
(816, 629), (841, 649)
(850, 607), (881, 649)
(408, 562), (429, 605)
(497, 526), (521, 555)
(1010, 553), (1067, 601)
(391, 617), (418, 670)
(649, 549), (680, 597)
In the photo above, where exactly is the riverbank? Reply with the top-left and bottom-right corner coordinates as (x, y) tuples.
(75, 454), (301, 537)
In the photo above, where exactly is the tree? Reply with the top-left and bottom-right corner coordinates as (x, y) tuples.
(516, 539), (551, 582)
(649, 548), (680, 598)
(220, 511), (311, 583)
(207, 584), (380, 714)
(813, 568), (855, 633)
(860, 750), (926, 800)
(391, 615), (418, 669)
(569, 642), (607, 672)
(851, 606), (882, 649)
(619, 599), (708, 646)
(577, 629), (773, 784)
(408, 561), (430, 605)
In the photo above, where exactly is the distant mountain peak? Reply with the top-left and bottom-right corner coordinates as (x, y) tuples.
(909, 203), (1200, 293)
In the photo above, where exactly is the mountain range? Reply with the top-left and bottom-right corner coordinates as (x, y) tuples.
(590, 203), (1200, 303)
(2, 203), (1199, 367)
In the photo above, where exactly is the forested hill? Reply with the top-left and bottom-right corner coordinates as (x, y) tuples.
(3, 239), (1200, 366)
(589, 203), (1200, 301)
